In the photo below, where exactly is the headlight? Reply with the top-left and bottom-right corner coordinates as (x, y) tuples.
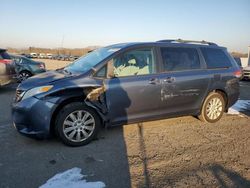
(22, 85), (53, 100)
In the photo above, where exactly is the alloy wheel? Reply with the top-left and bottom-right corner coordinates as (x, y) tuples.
(19, 72), (30, 81)
(206, 97), (223, 120)
(63, 110), (95, 142)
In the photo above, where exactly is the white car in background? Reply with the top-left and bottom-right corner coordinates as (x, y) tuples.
(30, 53), (38, 58)
(243, 66), (250, 80)
(46, 53), (53, 59)
(38, 53), (46, 59)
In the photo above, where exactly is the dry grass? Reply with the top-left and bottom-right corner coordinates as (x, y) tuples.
(36, 58), (72, 70)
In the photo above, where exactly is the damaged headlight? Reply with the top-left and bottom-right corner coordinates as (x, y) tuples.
(22, 85), (53, 100)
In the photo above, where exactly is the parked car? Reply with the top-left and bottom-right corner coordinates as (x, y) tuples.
(46, 53), (53, 59)
(38, 53), (46, 59)
(69, 55), (80, 61)
(51, 54), (59, 60)
(242, 66), (250, 80)
(0, 49), (16, 86)
(20, 53), (32, 58)
(12, 39), (241, 146)
(30, 53), (38, 58)
(56, 54), (69, 61)
(10, 55), (46, 82)
(56, 54), (64, 60)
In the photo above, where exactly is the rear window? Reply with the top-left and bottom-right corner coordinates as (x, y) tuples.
(161, 47), (201, 72)
(0, 51), (11, 60)
(201, 48), (232, 69)
(233, 57), (242, 67)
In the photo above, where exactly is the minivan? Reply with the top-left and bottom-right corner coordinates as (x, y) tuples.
(12, 39), (241, 146)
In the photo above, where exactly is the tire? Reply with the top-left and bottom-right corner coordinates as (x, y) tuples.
(18, 71), (32, 82)
(55, 102), (101, 146)
(198, 92), (225, 123)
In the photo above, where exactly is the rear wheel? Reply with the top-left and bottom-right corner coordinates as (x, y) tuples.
(55, 102), (101, 146)
(198, 92), (225, 123)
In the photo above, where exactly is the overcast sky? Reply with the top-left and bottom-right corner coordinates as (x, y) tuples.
(1, 0), (250, 52)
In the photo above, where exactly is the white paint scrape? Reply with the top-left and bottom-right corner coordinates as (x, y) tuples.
(39, 167), (105, 188)
(228, 100), (250, 115)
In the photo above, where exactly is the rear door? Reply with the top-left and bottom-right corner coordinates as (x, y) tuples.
(157, 47), (210, 114)
(105, 47), (163, 125)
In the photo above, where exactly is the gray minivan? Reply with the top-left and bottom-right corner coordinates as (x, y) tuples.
(12, 39), (241, 146)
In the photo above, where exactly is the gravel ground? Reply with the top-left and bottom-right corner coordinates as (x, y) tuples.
(125, 115), (250, 187)
(0, 80), (249, 188)
(36, 58), (71, 70)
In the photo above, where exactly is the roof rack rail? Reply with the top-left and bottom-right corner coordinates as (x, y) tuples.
(156, 39), (217, 46)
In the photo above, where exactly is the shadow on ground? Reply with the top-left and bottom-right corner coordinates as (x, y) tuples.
(135, 122), (250, 188)
(0, 125), (132, 188)
(148, 163), (250, 188)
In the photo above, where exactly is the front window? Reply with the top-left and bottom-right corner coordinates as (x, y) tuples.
(112, 48), (156, 77)
(64, 47), (120, 74)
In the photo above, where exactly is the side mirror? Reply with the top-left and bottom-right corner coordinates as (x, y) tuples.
(107, 59), (115, 78)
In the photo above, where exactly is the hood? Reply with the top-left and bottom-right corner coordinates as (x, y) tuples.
(18, 70), (71, 90)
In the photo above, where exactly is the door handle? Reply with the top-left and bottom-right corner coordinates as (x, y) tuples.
(148, 78), (160, 85)
(163, 77), (175, 83)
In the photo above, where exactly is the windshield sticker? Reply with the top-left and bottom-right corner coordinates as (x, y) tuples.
(108, 48), (121, 52)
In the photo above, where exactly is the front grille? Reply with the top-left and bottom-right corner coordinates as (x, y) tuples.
(15, 89), (24, 102)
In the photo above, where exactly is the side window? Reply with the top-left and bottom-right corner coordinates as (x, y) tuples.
(95, 65), (107, 78)
(18, 58), (23, 64)
(200, 48), (232, 69)
(113, 48), (156, 77)
(161, 47), (201, 72)
(14, 57), (21, 64)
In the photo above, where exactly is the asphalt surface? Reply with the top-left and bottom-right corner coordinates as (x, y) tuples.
(0, 81), (249, 188)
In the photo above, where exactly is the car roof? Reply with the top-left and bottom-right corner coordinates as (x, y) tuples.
(106, 40), (225, 50)
(0, 48), (7, 52)
(10, 54), (31, 60)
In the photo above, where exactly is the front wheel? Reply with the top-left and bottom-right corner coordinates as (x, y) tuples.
(55, 102), (101, 146)
(18, 71), (32, 82)
(198, 92), (225, 123)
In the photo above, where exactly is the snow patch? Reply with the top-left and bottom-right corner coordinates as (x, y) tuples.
(228, 100), (250, 115)
(39, 167), (105, 188)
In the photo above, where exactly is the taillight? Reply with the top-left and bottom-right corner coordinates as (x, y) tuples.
(0, 59), (12, 64)
(233, 69), (242, 78)
(39, 64), (45, 69)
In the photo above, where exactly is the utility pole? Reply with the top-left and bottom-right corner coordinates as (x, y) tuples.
(60, 34), (65, 55)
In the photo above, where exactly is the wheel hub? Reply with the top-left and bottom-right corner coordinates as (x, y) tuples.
(206, 97), (223, 120)
(62, 110), (95, 142)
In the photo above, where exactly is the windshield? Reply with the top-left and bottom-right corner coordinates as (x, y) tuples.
(64, 47), (120, 74)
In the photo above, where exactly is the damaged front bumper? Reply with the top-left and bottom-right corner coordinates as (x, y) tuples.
(12, 96), (58, 138)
